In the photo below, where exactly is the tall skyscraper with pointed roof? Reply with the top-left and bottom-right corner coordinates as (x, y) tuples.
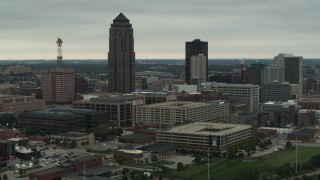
(108, 13), (135, 93)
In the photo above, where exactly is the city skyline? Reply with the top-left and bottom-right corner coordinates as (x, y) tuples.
(1, 0), (320, 59)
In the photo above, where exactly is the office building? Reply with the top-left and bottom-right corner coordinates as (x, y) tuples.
(42, 68), (75, 104)
(246, 61), (265, 86)
(207, 82), (259, 113)
(72, 94), (144, 127)
(50, 108), (108, 133)
(108, 13), (135, 93)
(0, 94), (45, 113)
(136, 101), (229, 126)
(185, 39), (208, 85)
(17, 111), (86, 134)
(261, 53), (303, 98)
(157, 122), (252, 153)
(190, 54), (207, 85)
(260, 81), (291, 103)
(50, 132), (94, 148)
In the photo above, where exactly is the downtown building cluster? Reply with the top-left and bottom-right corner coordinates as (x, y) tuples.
(2, 13), (320, 177)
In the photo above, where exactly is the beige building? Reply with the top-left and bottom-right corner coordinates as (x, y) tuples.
(206, 83), (259, 113)
(157, 122), (252, 153)
(136, 101), (229, 126)
(72, 94), (144, 127)
(0, 94), (45, 113)
(50, 132), (94, 148)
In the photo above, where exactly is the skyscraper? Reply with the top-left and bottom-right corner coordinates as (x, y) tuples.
(185, 39), (208, 85)
(261, 53), (303, 98)
(108, 13), (135, 93)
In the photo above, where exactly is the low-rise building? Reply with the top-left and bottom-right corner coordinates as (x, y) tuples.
(298, 109), (316, 126)
(0, 94), (45, 113)
(157, 122), (252, 153)
(140, 143), (176, 160)
(229, 112), (257, 126)
(29, 155), (102, 180)
(72, 94), (144, 127)
(287, 128), (320, 143)
(18, 111), (86, 134)
(50, 132), (94, 148)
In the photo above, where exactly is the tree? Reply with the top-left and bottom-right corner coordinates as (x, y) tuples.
(152, 154), (158, 162)
(122, 175), (128, 180)
(2, 174), (8, 180)
(177, 162), (184, 171)
(122, 168), (129, 175)
(286, 141), (293, 149)
(71, 140), (77, 148)
(19, 169), (24, 175)
(194, 155), (202, 165)
(55, 138), (60, 146)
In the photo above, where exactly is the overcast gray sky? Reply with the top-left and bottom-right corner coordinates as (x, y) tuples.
(0, 0), (319, 60)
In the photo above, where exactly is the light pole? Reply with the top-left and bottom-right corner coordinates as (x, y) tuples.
(295, 135), (298, 174)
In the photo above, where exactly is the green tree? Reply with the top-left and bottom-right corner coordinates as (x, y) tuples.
(122, 175), (128, 180)
(194, 155), (202, 165)
(55, 138), (60, 146)
(177, 162), (184, 171)
(2, 174), (8, 180)
(286, 141), (293, 149)
(71, 140), (77, 148)
(19, 169), (23, 175)
(122, 168), (129, 175)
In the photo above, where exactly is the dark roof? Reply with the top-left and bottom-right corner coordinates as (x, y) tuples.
(140, 143), (175, 153)
(62, 165), (118, 180)
(113, 13), (129, 23)
(118, 134), (155, 142)
(289, 128), (319, 136)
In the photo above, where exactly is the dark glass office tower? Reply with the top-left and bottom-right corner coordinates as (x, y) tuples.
(185, 39), (208, 84)
(108, 13), (135, 93)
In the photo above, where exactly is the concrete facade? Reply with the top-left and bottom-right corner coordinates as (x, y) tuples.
(136, 101), (229, 126)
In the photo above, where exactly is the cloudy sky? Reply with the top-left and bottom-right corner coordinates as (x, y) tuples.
(0, 0), (319, 60)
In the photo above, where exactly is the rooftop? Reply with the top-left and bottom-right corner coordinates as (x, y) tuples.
(163, 122), (251, 136)
(140, 143), (175, 153)
(118, 149), (143, 154)
(52, 132), (92, 138)
(113, 13), (129, 23)
(141, 101), (216, 109)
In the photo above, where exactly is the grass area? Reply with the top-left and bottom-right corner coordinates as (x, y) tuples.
(192, 146), (320, 180)
(130, 160), (176, 170)
(154, 146), (320, 180)
(150, 160), (175, 166)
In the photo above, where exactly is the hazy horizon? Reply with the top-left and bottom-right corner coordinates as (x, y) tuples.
(1, 0), (319, 59)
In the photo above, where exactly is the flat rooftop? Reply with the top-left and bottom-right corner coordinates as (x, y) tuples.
(162, 122), (251, 136)
(141, 101), (213, 109)
(52, 132), (91, 138)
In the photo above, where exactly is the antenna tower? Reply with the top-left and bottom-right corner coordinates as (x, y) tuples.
(56, 38), (63, 68)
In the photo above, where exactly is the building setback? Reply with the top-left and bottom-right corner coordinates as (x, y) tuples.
(108, 13), (135, 93)
(185, 39), (208, 85)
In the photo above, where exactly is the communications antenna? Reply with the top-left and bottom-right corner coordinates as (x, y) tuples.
(56, 38), (63, 68)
